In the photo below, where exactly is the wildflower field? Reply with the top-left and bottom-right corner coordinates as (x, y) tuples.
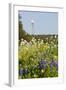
(18, 36), (58, 79)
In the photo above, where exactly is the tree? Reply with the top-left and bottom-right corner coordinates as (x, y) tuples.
(18, 14), (33, 44)
(19, 14), (26, 41)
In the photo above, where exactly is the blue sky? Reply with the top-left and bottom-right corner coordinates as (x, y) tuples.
(19, 11), (58, 35)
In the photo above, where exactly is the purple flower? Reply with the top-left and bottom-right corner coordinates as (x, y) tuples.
(19, 68), (23, 76)
(50, 60), (58, 72)
(38, 60), (47, 69)
(50, 59), (54, 71)
(51, 59), (55, 64)
(39, 60), (47, 65)
(38, 64), (43, 69)
(50, 62), (53, 72)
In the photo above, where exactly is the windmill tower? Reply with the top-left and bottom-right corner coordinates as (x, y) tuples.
(31, 20), (35, 35)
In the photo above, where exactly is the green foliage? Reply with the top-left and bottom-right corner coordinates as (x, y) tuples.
(18, 37), (58, 79)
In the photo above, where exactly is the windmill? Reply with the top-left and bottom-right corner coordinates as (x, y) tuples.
(31, 20), (35, 35)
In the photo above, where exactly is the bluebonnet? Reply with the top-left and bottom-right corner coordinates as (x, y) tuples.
(50, 62), (53, 72)
(38, 59), (47, 70)
(55, 62), (58, 70)
(19, 68), (23, 76)
(50, 59), (58, 72)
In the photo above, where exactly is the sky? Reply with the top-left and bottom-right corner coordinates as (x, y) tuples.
(19, 11), (58, 35)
